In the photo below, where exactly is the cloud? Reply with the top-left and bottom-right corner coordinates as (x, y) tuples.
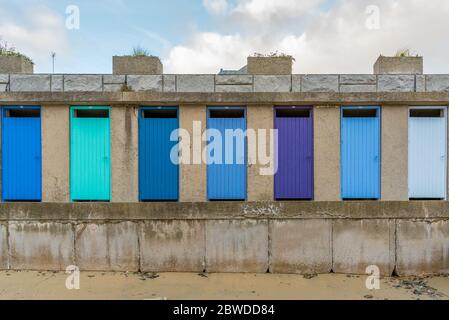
(165, 0), (449, 74)
(0, 4), (69, 71)
(203, 0), (229, 15)
(232, 0), (323, 22)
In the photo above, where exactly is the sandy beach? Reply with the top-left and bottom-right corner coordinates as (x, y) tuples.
(0, 271), (448, 300)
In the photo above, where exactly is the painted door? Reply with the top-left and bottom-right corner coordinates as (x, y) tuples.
(2, 107), (42, 201)
(207, 107), (246, 200)
(409, 107), (447, 199)
(341, 106), (381, 199)
(70, 106), (111, 201)
(274, 107), (313, 200)
(139, 107), (179, 201)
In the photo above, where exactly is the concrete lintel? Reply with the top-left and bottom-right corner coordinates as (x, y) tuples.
(2, 202), (449, 221)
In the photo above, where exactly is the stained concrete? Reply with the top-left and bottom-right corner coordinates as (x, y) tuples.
(205, 220), (269, 273)
(374, 56), (423, 75)
(3, 202), (449, 221)
(111, 105), (138, 202)
(42, 105), (70, 202)
(75, 222), (139, 271)
(247, 57), (292, 75)
(314, 106), (341, 201)
(140, 220), (205, 272)
(8, 222), (74, 271)
(247, 105), (274, 201)
(4, 91), (449, 106)
(396, 219), (449, 276)
(0, 223), (7, 270)
(179, 105), (207, 202)
(113, 56), (163, 75)
(381, 105), (408, 201)
(270, 220), (332, 274)
(332, 219), (395, 276)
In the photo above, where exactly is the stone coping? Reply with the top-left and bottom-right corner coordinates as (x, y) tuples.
(0, 201), (449, 220)
(0, 73), (448, 94)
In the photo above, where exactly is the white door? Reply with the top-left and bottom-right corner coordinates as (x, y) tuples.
(409, 107), (447, 199)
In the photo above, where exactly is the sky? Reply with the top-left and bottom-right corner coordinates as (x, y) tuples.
(1, 0), (449, 74)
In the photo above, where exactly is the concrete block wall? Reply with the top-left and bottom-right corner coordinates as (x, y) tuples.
(4, 73), (449, 93)
(0, 202), (448, 275)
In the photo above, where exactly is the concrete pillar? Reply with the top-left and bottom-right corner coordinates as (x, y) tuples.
(179, 105), (207, 202)
(247, 105), (274, 201)
(314, 105), (341, 201)
(381, 105), (408, 201)
(111, 105), (139, 202)
(42, 105), (70, 202)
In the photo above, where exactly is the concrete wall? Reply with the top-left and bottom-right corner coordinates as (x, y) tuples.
(381, 105), (408, 201)
(111, 105), (138, 202)
(314, 105), (341, 201)
(0, 202), (448, 275)
(42, 105), (70, 202)
(247, 105), (274, 201)
(179, 105), (207, 202)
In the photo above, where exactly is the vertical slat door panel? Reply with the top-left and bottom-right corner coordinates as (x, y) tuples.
(207, 110), (246, 200)
(2, 107), (42, 201)
(409, 108), (447, 199)
(139, 108), (179, 201)
(70, 107), (111, 201)
(274, 108), (313, 199)
(341, 107), (381, 199)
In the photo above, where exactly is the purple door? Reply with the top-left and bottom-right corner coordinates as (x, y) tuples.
(274, 107), (314, 200)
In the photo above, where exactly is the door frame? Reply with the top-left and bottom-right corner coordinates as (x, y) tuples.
(273, 105), (314, 200)
(408, 106), (447, 200)
(69, 105), (111, 202)
(1, 105), (42, 202)
(206, 106), (247, 201)
(138, 106), (180, 201)
(340, 105), (381, 200)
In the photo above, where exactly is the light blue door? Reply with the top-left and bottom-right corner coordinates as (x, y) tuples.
(207, 107), (246, 200)
(409, 107), (447, 199)
(341, 107), (381, 199)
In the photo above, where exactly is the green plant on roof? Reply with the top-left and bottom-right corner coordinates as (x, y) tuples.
(131, 46), (153, 57)
(251, 51), (296, 61)
(394, 49), (420, 58)
(0, 37), (34, 64)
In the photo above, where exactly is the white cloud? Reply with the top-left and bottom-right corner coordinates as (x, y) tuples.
(0, 5), (69, 72)
(203, 0), (229, 15)
(232, 0), (323, 22)
(165, 0), (449, 74)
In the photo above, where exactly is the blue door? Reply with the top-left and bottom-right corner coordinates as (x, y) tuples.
(341, 106), (381, 199)
(139, 107), (179, 201)
(2, 106), (42, 201)
(207, 107), (246, 200)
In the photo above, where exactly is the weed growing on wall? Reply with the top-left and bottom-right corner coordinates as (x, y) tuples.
(0, 37), (34, 64)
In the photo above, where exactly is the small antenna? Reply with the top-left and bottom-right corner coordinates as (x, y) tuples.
(51, 52), (56, 73)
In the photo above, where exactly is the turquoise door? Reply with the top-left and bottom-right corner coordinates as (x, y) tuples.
(70, 106), (111, 201)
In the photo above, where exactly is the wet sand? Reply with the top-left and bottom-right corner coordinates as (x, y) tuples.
(0, 271), (448, 300)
